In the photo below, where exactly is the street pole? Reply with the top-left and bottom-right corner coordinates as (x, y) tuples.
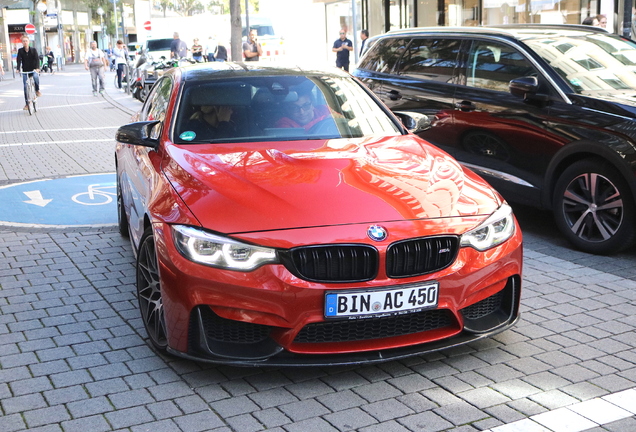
(97, 7), (104, 49)
(36, 2), (47, 55)
(56, 0), (65, 70)
(245, 0), (249, 36)
(113, 0), (119, 41)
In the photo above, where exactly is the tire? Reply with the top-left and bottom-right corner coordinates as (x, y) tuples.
(137, 226), (168, 351)
(553, 159), (636, 254)
(117, 178), (129, 237)
(32, 98), (37, 113)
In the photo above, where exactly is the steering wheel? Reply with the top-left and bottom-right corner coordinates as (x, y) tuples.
(308, 117), (338, 135)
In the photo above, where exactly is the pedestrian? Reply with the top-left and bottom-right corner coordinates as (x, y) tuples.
(215, 44), (228, 62)
(104, 44), (115, 71)
(205, 35), (218, 62)
(54, 44), (63, 71)
(332, 30), (353, 72)
(16, 35), (42, 110)
(0, 51), (4, 78)
(243, 29), (262, 61)
(597, 14), (607, 28)
(45, 46), (54, 74)
(359, 29), (369, 57)
(113, 40), (128, 91)
(170, 32), (187, 59)
(191, 38), (203, 62)
(84, 41), (108, 96)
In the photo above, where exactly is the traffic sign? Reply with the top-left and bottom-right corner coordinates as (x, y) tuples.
(143, 20), (151, 31)
(25, 23), (36, 34)
(0, 174), (117, 227)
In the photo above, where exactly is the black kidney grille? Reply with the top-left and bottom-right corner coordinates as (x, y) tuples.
(294, 309), (454, 343)
(288, 245), (378, 282)
(461, 290), (504, 320)
(386, 236), (459, 278)
(198, 307), (271, 343)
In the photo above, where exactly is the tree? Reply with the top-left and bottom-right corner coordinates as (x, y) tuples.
(176, 0), (204, 16)
(158, 0), (172, 17)
(229, 0), (241, 61)
(208, 0), (259, 15)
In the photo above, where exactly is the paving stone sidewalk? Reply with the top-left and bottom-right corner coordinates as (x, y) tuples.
(1, 64), (636, 432)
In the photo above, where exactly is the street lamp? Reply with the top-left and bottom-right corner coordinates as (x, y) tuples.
(96, 7), (105, 48)
(36, 2), (47, 54)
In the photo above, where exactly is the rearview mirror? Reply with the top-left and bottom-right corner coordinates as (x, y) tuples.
(116, 121), (161, 148)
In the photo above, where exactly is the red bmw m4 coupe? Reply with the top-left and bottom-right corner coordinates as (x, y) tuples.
(115, 62), (522, 366)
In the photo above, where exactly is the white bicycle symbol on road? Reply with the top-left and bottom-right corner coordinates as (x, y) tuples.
(72, 183), (116, 205)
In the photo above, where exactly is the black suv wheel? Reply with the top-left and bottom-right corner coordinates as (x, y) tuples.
(553, 159), (635, 254)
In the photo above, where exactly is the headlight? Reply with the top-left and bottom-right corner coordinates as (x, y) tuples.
(460, 203), (515, 251)
(172, 225), (278, 271)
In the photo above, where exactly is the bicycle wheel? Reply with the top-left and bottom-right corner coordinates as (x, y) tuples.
(25, 82), (33, 115)
(32, 98), (37, 113)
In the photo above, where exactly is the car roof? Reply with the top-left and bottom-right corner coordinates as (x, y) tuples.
(380, 24), (610, 40)
(176, 62), (354, 82)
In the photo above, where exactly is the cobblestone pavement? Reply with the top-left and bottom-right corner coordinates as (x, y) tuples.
(1, 65), (636, 432)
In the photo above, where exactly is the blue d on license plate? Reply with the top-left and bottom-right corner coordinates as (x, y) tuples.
(325, 282), (439, 319)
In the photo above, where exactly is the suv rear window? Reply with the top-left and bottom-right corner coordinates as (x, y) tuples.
(147, 39), (173, 51)
(358, 38), (410, 74)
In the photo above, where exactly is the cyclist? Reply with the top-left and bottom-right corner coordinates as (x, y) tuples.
(16, 35), (42, 110)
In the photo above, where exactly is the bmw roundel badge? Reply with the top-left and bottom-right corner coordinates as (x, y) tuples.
(367, 225), (388, 242)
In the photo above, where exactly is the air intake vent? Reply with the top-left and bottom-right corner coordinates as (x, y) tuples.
(283, 245), (378, 283)
(294, 309), (454, 343)
(386, 236), (459, 278)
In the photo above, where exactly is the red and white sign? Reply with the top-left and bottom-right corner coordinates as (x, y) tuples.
(25, 23), (36, 35)
(143, 21), (151, 31)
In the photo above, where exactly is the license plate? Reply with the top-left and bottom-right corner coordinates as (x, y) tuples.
(325, 282), (439, 319)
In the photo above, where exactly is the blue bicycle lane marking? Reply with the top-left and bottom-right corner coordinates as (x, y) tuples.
(0, 173), (117, 227)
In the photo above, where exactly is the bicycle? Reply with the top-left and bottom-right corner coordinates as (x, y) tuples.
(20, 71), (37, 115)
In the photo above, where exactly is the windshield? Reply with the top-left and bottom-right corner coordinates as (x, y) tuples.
(147, 39), (173, 51)
(173, 75), (402, 144)
(520, 30), (636, 94)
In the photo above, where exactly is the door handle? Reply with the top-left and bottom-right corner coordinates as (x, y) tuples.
(388, 90), (402, 101)
(455, 101), (476, 111)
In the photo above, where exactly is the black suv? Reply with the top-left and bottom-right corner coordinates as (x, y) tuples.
(354, 25), (636, 254)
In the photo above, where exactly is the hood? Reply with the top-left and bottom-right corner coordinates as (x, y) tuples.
(162, 135), (500, 234)
(571, 92), (636, 119)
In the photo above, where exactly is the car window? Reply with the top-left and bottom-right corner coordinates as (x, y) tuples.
(146, 39), (173, 51)
(173, 75), (401, 144)
(141, 77), (172, 138)
(358, 38), (410, 74)
(466, 40), (538, 92)
(397, 38), (462, 82)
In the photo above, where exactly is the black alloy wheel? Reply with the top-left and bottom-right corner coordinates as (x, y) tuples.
(137, 227), (168, 351)
(553, 159), (635, 254)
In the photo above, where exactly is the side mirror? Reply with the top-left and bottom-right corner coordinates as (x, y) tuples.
(393, 111), (431, 134)
(116, 121), (161, 148)
(509, 76), (539, 99)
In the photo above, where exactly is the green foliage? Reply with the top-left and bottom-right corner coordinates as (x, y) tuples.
(208, 0), (258, 15)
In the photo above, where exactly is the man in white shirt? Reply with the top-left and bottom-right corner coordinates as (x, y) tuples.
(205, 36), (218, 62)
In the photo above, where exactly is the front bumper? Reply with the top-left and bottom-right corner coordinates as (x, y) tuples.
(151, 221), (523, 366)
